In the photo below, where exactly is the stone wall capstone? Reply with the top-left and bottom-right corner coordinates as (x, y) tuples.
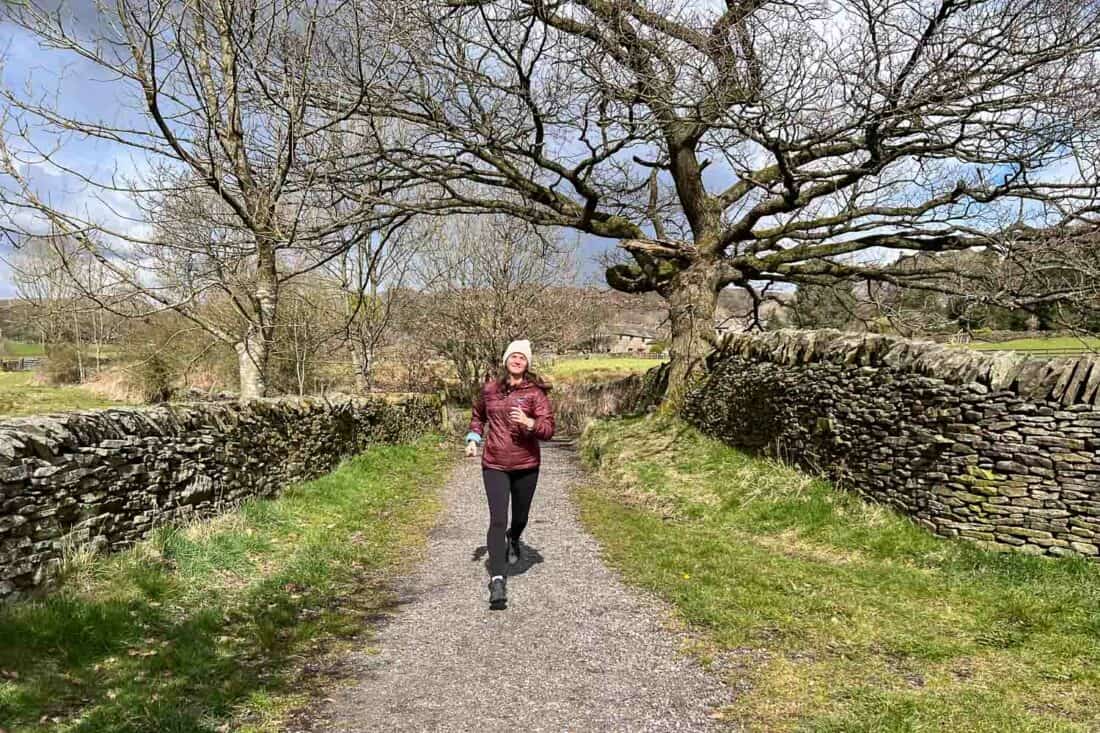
(681, 330), (1100, 559)
(0, 396), (441, 601)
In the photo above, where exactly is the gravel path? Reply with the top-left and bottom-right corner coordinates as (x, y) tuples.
(304, 439), (733, 732)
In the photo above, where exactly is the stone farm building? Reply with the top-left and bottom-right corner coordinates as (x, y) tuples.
(590, 325), (663, 354)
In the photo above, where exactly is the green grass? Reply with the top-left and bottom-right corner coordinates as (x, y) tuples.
(544, 356), (666, 383)
(0, 341), (45, 357)
(0, 372), (123, 418)
(0, 437), (450, 732)
(966, 336), (1100, 354)
(577, 415), (1100, 732)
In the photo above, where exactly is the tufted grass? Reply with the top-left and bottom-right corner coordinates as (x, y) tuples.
(577, 414), (1100, 732)
(0, 436), (450, 732)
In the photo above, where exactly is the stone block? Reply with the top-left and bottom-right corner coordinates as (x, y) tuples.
(1000, 526), (1054, 540)
(1070, 542), (1099, 556)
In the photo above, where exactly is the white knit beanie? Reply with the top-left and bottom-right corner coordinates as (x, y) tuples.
(502, 339), (533, 367)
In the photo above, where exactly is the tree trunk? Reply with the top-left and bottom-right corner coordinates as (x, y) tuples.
(93, 311), (102, 373)
(73, 311), (85, 382)
(350, 341), (370, 394)
(236, 333), (268, 400)
(664, 261), (720, 409)
(293, 324), (307, 396)
(364, 344), (375, 393)
(240, 233), (278, 400)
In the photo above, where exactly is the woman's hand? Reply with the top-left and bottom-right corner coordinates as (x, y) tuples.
(509, 407), (534, 430)
(465, 441), (479, 458)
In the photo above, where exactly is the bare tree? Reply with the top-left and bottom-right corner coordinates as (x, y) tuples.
(0, 0), (403, 397)
(409, 214), (598, 395)
(8, 236), (79, 352)
(780, 280), (861, 332)
(7, 234), (133, 378)
(325, 219), (423, 393)
(858, 235), (1100, 337)
(355, 0), (1100, 403)
(269, 277), (335, 396)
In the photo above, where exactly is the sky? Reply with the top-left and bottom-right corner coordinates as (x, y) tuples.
(1, 1), (139, 297)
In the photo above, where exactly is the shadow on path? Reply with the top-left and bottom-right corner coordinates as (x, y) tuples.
(469, 542), (545, 576)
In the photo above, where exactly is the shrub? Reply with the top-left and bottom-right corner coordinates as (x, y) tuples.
(133, 351), (176, 403)
(42, 343), (84, 385)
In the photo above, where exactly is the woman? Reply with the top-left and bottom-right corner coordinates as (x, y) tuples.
(465, 339), (555, 609)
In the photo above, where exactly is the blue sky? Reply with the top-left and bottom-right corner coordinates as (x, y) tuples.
(1, 1), (137, 297)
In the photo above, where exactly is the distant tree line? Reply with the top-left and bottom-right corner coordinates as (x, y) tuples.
(2, 216), (610, 400)
(779, 242), (1100, 337)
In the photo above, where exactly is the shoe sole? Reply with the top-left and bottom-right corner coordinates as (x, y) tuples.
(489, 580), (507, 610)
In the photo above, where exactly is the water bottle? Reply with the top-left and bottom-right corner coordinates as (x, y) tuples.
(513, 394), (528, 433)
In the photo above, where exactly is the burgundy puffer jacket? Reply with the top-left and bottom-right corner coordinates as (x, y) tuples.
(468, 379), (555, 471)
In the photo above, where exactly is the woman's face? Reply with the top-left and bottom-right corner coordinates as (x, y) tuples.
(506, 352), (528, 377)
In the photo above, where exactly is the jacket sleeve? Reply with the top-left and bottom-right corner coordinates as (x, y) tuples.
(529, 389), (555, 441)
(466, 387), (486, 444)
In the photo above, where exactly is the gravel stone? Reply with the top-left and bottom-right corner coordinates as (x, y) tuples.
(311, 440), (733, 732)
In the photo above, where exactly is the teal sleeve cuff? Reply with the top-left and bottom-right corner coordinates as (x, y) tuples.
(464, 432), (482, 444)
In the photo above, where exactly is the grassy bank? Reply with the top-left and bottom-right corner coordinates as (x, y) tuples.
(0, 372), (124, 418)
(0, 437), (450, 732)
(545, 356), (665, 384)
(577, 415), (1100, 732)
(966, 336), (1100, 354)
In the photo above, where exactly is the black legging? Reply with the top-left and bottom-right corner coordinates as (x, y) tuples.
(483, 467), (539, 577)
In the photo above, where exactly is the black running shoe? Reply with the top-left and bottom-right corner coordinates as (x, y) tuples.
(507, 537), (521, 565)
(488, 577), (507, 609)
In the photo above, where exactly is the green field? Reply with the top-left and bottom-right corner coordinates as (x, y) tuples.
(0, 437), (450, 733)
(578, 415), (1100, 732)
(544, 355), (665, 383)
(0, 341), (45, 357)
(966, 337), (1100, 354)
(0, 372), (123, 418)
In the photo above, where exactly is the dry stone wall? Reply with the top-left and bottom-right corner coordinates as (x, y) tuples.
(553, 365), (668, 434)
(682, 330), (1100, 559)
(0, 397), (440, 600)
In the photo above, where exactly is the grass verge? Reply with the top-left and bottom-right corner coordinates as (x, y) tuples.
(545, 356), (665, 384)
(0, 372), (125, 418)
(577, 414), (1100, 732)
(0, 436), (450, 732)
